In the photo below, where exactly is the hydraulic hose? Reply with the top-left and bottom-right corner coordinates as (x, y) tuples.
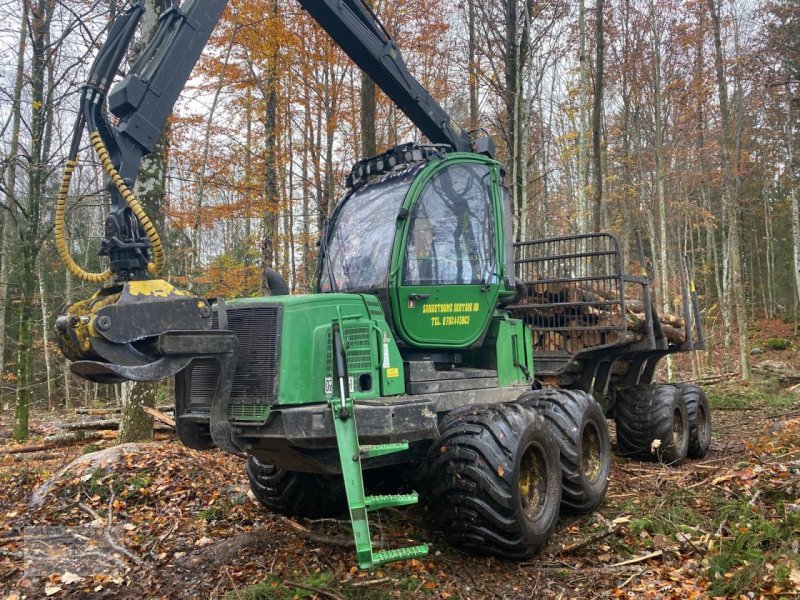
(90, 131), (165, 277)
(54, 158), (113, 283)
(54, 133), (166, 283)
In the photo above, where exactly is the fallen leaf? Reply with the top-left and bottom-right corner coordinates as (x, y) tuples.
(61, 572), (82, 584)
(611, 515), (631, 526)
(790, 568), (800, 588)
(44, 585), (62, 596)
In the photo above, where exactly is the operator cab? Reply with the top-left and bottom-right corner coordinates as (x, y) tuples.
(318, 145), (516, 350)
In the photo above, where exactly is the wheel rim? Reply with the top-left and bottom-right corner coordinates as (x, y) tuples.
(518, 443), (549, 521)
(672, 407), (685, 446)
(581, 422), (602, 484)
(696, 402), (710, 441)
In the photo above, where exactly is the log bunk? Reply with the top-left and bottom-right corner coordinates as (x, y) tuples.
(508, 232), (704, 392)
(513, 282), (687, 354)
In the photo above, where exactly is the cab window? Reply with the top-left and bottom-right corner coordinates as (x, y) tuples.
(321, 176), (412, 292)
(403, 163), (495, 286)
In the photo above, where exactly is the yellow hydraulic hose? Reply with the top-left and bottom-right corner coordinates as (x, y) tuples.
(54, 134), (166, 283)
(54, 159), (113, 283)
(90, 131), (164, 277)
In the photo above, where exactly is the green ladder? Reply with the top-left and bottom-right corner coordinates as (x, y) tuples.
(329, 324), (428, 569)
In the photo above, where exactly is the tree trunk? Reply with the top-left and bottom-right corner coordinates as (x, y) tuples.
(577, 0), (589, 232)
(787, 73), (800, 332)
(505, 0), (519, 236)
(37, 258), (53, 408)
(301, 98), (312, 289)
(619, 0), (632, 268)
(117, 127), (169, 443)
(361, 73), (377, 158)
(14, 0), (55, 442)
(467, 0), (479, 130)
(13, 265), (35, 441)
(708, 0), (749, 380)
(0, 0), (28, 411)
(591, 0), (605, 232)
(650, 1), (669, 318)
(63, 269), (72, 410)
(323, 60), (337, 220)
(360, 0), (377, 162)
(260, 0), (281, 294)
(764, 186), (775, 318)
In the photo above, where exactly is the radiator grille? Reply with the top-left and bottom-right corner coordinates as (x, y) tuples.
(188, 304), (281, 412)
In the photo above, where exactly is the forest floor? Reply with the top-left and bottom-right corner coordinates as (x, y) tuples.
(2, 332), (800, 599)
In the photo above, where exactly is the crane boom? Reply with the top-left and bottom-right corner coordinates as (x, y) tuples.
(79, 0), (476, 281)
(296, 0), (472, 152)
(55, 0), (489, 384)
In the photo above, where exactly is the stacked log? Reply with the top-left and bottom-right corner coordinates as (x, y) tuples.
(514, 280), (687, 352)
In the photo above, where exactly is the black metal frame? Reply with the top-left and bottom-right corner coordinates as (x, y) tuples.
(510, 232), (705, 403)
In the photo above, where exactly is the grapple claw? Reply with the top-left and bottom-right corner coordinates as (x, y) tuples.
(70, 357), (194, 384)
(55, 279), (213, 383)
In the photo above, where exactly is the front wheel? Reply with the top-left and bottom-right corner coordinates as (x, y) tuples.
(246, 456), (347, 518)
(519, 389), (611, 513)
(427, 403), (561, 559)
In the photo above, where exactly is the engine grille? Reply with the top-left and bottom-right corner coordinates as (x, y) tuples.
(188, 304), (281, 414)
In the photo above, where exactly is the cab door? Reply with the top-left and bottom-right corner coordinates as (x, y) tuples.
(391, 159), (503, 348)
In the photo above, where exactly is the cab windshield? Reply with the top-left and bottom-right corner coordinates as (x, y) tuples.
(320, 172), (414, 292)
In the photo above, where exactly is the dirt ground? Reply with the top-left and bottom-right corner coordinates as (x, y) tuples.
(1, 372), (799, 600)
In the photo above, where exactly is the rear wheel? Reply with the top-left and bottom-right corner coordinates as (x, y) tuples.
(246, 456), (347, 518)
(427, 403), (561, 559)
(519, 389), (611, 513)
(675, 384), (712, 459)
(614, 384), (689, 464)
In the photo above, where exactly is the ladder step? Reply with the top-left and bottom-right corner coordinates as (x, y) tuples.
(371, 544), (429, 567)
(365, 492), (419, 512)
(358, 441), (409, 459)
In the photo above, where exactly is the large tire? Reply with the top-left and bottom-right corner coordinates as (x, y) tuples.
(614, 384), (689, 464)
(246, 457), (347, 518)
(675, 384), (712, 459)
(427, 403), (561, 559)
(519, 389), (611, 513)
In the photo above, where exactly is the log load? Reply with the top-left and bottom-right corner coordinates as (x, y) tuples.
(512, 280), (687, 352)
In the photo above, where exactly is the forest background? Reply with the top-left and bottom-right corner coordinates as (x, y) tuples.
(0, 0), (797, 441)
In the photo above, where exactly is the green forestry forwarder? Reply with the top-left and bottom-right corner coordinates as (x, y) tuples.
(52, 0), (711, 569)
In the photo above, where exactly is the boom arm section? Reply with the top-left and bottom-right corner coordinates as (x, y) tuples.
(108, 1), (229, 158)
(297, 0), (473, 153)
(78, 0), (475, 280)
(79, 0), (229, 279)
